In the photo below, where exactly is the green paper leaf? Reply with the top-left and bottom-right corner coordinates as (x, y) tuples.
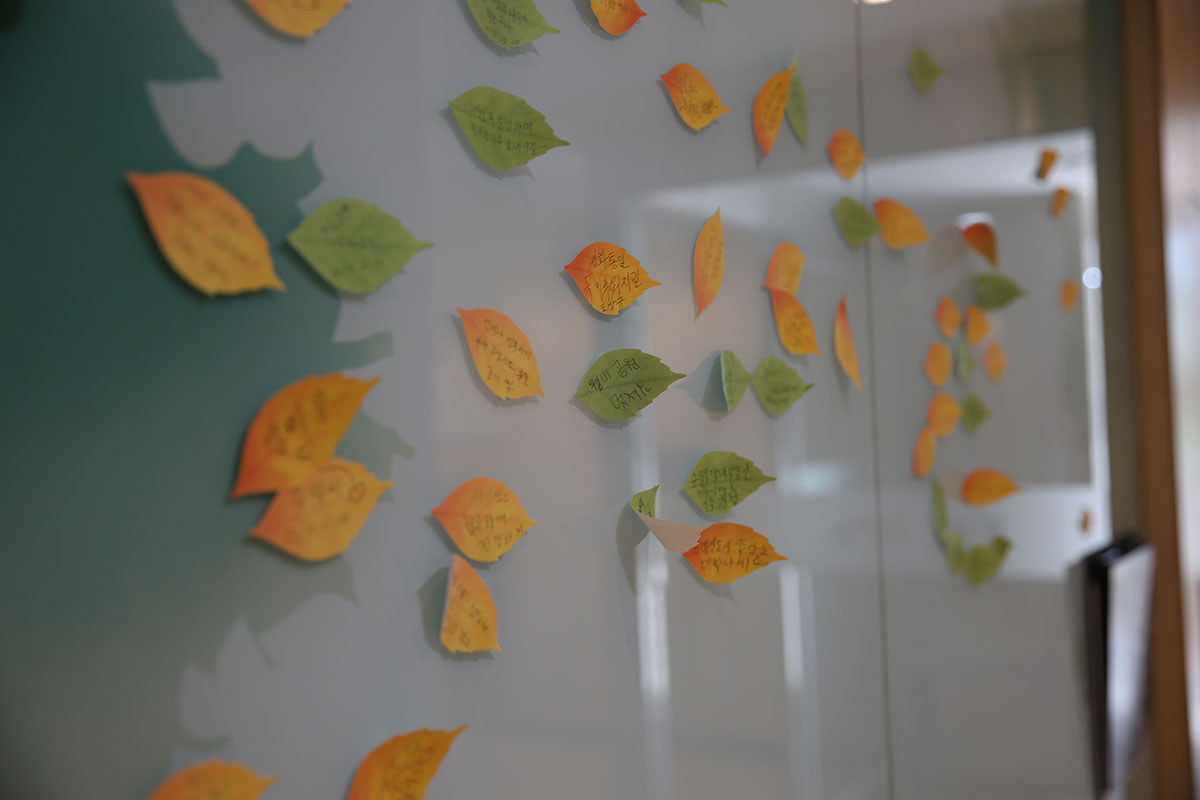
(693, 0), (729, 6)
(630, 485), (658, 517)
(286, 198), (432, 294)
(464, 0), (559, 49)
(786, 64), (807, 147)
(834, 196), (881, 248)
(932, 479), (949, 538)
(720, 350), (752, 411)
(752, 356), (812, 414)
(908, 47), (943, 94)
(450, 86), (569, 172)
(574, 348), (685, 421)
(955, 338), (976, 382)
(684, 451), (775, 515)
(973, 273), (1027, 311)
(944, 531), (968, 574)
(961, 393), (990, 433)
(965, 537), (1013, 585)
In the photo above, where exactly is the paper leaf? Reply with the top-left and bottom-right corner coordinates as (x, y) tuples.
(348, 727), (466, 800)
(907, 47), (943, 93)
(962, 469), (1020, 506)
(834, 295), (862, 390)
(441, 554), (500, 653)
(458, 307), (545, 400)
(875, 198), (930, 249)
(564, 241), (659, 315)
(127, 171), (281, 297)
(1035, 148), (1058, 180)
(244, 0), (352, 37)
(924, 342), (952, 387)
(660, 64), (730, 131)
(771, 290), (820, 355)
(148, 760), (275, 800)
(931, 479), (949, 537)
(973, 273), (1027, 310)
(912, 427), (936, 478)
(763, 242), (805, 294)
(233, 374), (379, 498)
(1051, 188), (1072, 219)
(720, 350), (752, 411)
(834, 196), (881, 248)
(250, 459), (392, 561)
(574, 348), (684, 421)
(944, 530), (969, 574)
(684, 451), (775, 515)
(1060, 279), (1080, 311)
(926, 393), (961, 437)
(287, 198), (432, 294)
(693, 0), (729, 5)
(955, 338), (976, 382)
(1081, 509), (1093, 534)
(753, 66), (796, 156)
(630, 485), (659, 516)
(935, 296), (961, 339)
(432, 477), (536, 562)
(464, 0), (559, 48)
(964, 305), (990, 345)
(751, 356), (811, 415)
(962, 222), (997, 266)
(450, 87), (568, 171)
(827, 130), (865, 181)
(983, 341), (1007, 381)
(693, 209), (725, 316)
(636, 512), (704, 553)
(786, 67), (807, 146)
(590, 0), (645, 34)
(965, 537), (1013, 585)
(684, 523), (786, 583)
(961, 393), (990, 433)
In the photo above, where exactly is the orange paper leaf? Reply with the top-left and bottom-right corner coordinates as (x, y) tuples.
(591, 0), (646, 35)
(693, 209), (725, 316)
(763, 242), (805, 294)
(148, 760), (275, 800)
(441, 554), (500, 653)
(432, 477), (536, 562)
(349, 727), (466, 800)
(1035, 148), (1058, 180)
(1050, 188), (1072, 219)
(934, 296), (961, 339)
(964, 305), (990, 345)
(962, 222), (997, 266)
(1059, 279), (1080, 311)
(661, 64), (730, 131)
(770, 290), (820, 355)
(926, 392), (961, 437)
(827, 129), (865, 181)
(753, 66), (796, 156)
(127, 171), (282, 296)
(233, 374), (379, 498)
(245, 0), (352, 37)
(684, 522), (786, 584)
(834, 295), (862, 390)
(912, 427), (937, 478)
(250, 458), (392, 561)
(564, 241), (659, 315)
(458, 307), (545, 399)
(983, 341), (1007, 381)
(961, 469), (1020, 506)
(924, 342), (952, 387)
(874, 198), (930, 249)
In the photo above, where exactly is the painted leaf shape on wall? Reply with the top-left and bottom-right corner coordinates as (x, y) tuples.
(694, 208), (725, 316)
(834, 295), (863, 391)
(287, 198), (432, 294)
(834, 196), (881, 248)
(983, 341), (1007, 381)
(875, 198), (930, 249)
(348, 727), (466, 800)
(459, 307), (545, 400)
(564, 241), (659, 315)
(244, 0), (352, 37)
(684, 523), (786, 583)
(233, 373), (379, 498)
(630, 485), (658, 517)
(786, 63), (807, 146)
(907, 47), (943, 93)
(753, 66), (796, 155)
(924, 342), (952, 387)
(763, 242), (805, 294)
(771, 290), (820, 355)
(912, 427), (937, 478)
(1060, 279), (1080, 311)
(961, 393), (990, 433)
(148, 760), (274, 800)
(127, 171), (282, 296)
(964, 304), (990, 345)
(250, 459), (392, 561)
(1035, 148), (1058, 180)
(720, 350), (752, 411)
(827, 130), (865, 180)
(973, 273), (1027, 310)
(636, 512), (704, 552)
(935, 296), (961, 339)
(590, 0), (645, 35)
(962, 222), (997, 266)
(1051, 188), (1072, 219)
(441, 554), (500, 653)
(926, 392), (961, 437)
(574, 348), (685, 421)
(752, 356), (811, 415)
(660, 64), (730, 131)
(450, 86), (568, 172)
(961, 469), (1020, 505)
(684, 451), (775, 515)
(432, 477), (536, 562)
(464, 0), (559, 48)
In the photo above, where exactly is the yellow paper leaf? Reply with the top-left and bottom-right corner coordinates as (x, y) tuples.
(924, 342), (952, 387)
(233, 374), (379, 498)
(348, 727), (466, 800)
(590, 0), (645, 35)
(148, 760), (275, 800)
(250, 459), (392, 561)
(1059, 279), (1080, 311)
(441, 554), (500, 653)
(1035, 148), (1058, 180)
(127, 171), (282, 296)
(827, 129), (865, 181)
(432, 477), (536, 562)
(926, 392), (961, 437)
(962, 221), (997, 266)
(834, 295), (862, 390)
(874, 198), (930, 248)
(661, 64), (730, 131)
(244, 0), (352, 37)
(964, 304), (990, 346)
(770, 290), (820, 355)
(912, 427), (936, 478)
(684, 522), (786, 584)
(961, 468), (1020, 506)
(564, 241), (659, 315)
(458, 307), (545, 399)
(1050, 188), (1072, 219)
(763, 242), (805, 294)
(934, 296), (961, 339)
(694, 209), (725, 316)
(753, 66), (796, 156)
(983, 341), (1007, 381)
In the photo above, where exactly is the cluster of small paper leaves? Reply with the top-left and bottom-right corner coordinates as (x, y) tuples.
(694, 209), (726, 315)
(564, 241), (659, 315)
(753, 66), (796, 155)
(834, 296), (863, 390)
(931, 480), (1013, 585)
(661, 64), (730, 131)
(684, 523), (786, 583)
(834, 197), (881, 248)
(574, 348), (684, 421)
(684, 451), (775, 515)
(465, 0), (558, 48)
(590, 0), (645, 35)
(721, 351), (812, 415)
(147, 760), (275, 800)
(827, 130), (865, 181)
(348, 727), (466, 800)
(450, 86), (568, 171)
(441, 554), (500, 653)
(459, 307), (545, 400)
(972, 273), (1026, 310)
(908, 47), (943, 93)
(245, 0), (353, 37)
(432, 477), (536, 562)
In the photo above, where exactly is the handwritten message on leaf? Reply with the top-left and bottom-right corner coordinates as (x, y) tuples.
(244, 0), (352, 37)
(1036, 148), (1058, 180)
(924, 342), (952, 387)
(684, 523), (785, 583)
(907, 47), (942, 93)
(1051, 188), (1071, 219)
(834, 295), (862, 391)
(450, 87), (568, 172)
(935, 296), (961, 339)
(926, 393), (961, 437)
(694, 209), (725, 316)
(983, 341), (1007, 381)
(786, 65), (807, 146)
(574, 348), (684, 421)
(771, 290), (820, 355)
(465, 0), (558, 48)
(827, 130), (865, 180)
(684, 451), (775, 515)
(720, 350), (752, 411)
(432, 477), (535, 562)
(441, 554), (500, 653)
(754, 66), (796, 155)
(459, 307), (544, 400)
(1060, 279), (1080, 311)
(348, 727), (465, 800)
(630, 485), (658, 516)
(962, 469), (1020, 506)
(965, 305), (990, 345)
(148, 760), (274, 800)
(636, 512), (704, 552)
(564, 241), (659, 315)
(962, 222), (997, 266)
(233, 374), (378, 498)
(834, 196), (881, 248)
(590, 0), (645, 34)
(763, 242), (805, 294)
(961, 393), (990, 432)
(661, 64), (730, 131)
(955, 338), (976, 382)
(875, 198), (930, 249)
(127, 171), (281, 296)
(912, 427), (936, 478)
(752, 356), (811, 414)
(973, 273), (1026, 310)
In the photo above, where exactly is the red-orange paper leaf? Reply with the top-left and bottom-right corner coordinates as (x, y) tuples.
(964, 305), (990, 345)
(874, 198), (930, 249)
(684, 522), (786, 584)
(250, 459), (392, 561)
(763, 242), (805, 294)
(348, 727), (466, 800)
(962, 222), (997, 266)
(771, 290), (820, 355)
(127, 171), (283, 296)
(233, 373), (379, 498)
(926, 392), (961, 437)
(924, 342), (952, 387)
(983, 341), (1007, 381)
(1035, 148), (1058, 180)
(935, 296), (961, 339)
(827, 129), (865, 181)
(458, 307), (545, 399)
(564, 241), (659, 315)
(834, 295), (862, 390)
(245, 0), (352, 37)
(661, 64), (730, 131)
(147, 760), (275, 800)
(432, 477), (536, 562)
(441, 554), (500, 653)
(694, 209), (725, 316)
(1059, 279), (1080, 311)
(591, 0), (645, 35)
(753, 66), (796, 156)
(1050, 188), (1072, 219)
(912, 427), (936, 478)
(961, 469), (1020, 506)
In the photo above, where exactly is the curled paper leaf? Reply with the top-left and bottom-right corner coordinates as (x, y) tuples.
(1060, 279), (1080, 311)
(432, 477), (536, 562)
(630, 485), (659, 517)
(636, 512), (704, 553)
(834, 295), (862, 391)
(962, 222), (997, 266)
(450, 87), (568, 172)
(233, 373), (379, 498)
(720, 350), (752, 411)
(148, 760), (275, 800)
(564, 241), (659, 315)
(934, 296), (961, 339)
(926, 393), (961, 437)
(834, 196), (881, 248)
(955, 338), (976, 382)
(590, 0), (645, 35)
(244, 0), (352, 37)
(924, 342), (952, 387)
(827, 130), (865, 181)
(441, 554), (500, 653)
(913, 427), (936, 478)
(348, 727), (466, 800)
(786, 66), (807, 146)
(684, 523), (786, 583)
(574, 348), (684, 421)
(127, 171), (281, 296)
(961, 393), (990, 433)
(875, 198), (930, 249)
(694, 209), (725, 316)
(973, 273), (1026, 310)
(961, 468), (1020, 506)
(771, 290), (820, 355)
(684, 451), (775, 515)
(763, 242), (805, 294)
(459, 307), (544, 400)
(983, 341), (1007, 381)
(1035, 148), (1059, 180)
(751, 356), (811, 414)
(908, 47), (943, 93)
(753, 66), (796, 155)
(1051, 188), (1072, 219)
(465, 0), (559, 48)
(661, 64), (730, 131)
(964, 305), (990, 345)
